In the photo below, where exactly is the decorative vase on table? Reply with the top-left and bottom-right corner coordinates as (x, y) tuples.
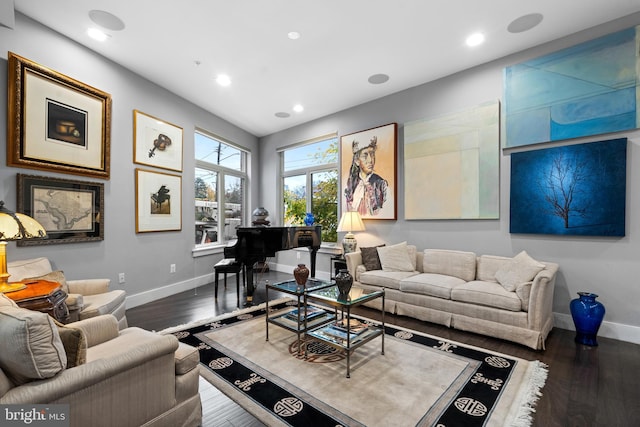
(570, 292), (606, 346)
(293, 264), (309, 287)
(335, 269), (353, 300)
(303, 212), (315, 226)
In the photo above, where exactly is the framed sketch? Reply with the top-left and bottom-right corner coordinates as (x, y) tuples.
(135, 169), (182, 233)
(133, 110), (183, 172)
(340, 123), (397, 220)
(7, 52), (111, 179)
(17, 174), (104, 245)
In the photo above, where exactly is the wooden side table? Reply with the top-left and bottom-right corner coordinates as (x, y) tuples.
(5, 280), (70, 323)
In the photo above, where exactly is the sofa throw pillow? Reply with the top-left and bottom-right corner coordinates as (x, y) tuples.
(361, 245), (385, 271)
(494, 251), (545, 292)
(25, 270), (69, 294)
(54, 320), (87, 368)
(377, 242), (414, 272)
(0, 306), (67, 385)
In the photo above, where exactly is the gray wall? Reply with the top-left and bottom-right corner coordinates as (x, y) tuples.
(1, 14), (259, 306)
(259, 13), (640, 344)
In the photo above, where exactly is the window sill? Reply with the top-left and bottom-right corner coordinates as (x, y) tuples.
(192, 244), (226, 258)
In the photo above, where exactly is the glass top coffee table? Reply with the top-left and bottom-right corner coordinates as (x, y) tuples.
(305, 286), (385, 378)
(265, 278), (336, 356)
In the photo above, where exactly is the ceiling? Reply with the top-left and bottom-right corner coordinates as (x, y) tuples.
(13, 0), (640, 137)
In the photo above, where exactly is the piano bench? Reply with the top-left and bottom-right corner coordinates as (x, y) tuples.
(214, 259), (244, 306)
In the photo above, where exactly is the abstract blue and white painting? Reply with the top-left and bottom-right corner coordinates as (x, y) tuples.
(510, 138), (626, 236)
(504, 26), (639, 148)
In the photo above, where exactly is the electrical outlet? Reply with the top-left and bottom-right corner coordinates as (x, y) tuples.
(118, 273), (125, 284)
(170, 264), (176, 273)
(296, 251), (300, 260)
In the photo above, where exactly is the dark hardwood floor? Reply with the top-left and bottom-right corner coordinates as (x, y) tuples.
(127, 271), (640, 427)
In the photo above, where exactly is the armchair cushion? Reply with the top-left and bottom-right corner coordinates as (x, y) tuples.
(54, 321), (87, 368)
(6, 257), (53, 282)
(0, 306), (67, 385)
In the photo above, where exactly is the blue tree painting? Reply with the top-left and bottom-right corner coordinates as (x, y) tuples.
(510, 138), (626, 236)
(504, 26), (639, 148)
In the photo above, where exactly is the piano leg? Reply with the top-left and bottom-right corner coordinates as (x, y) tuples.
(245, 267), (255, 306)
(309, 247), (318, 277)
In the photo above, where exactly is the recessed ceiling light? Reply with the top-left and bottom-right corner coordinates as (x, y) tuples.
(88, 10), (125, 31)
(87, 27), (109, 41)
(287, 31), (301, 40)
(275, 112), (290, 118)
(465, 32), (485, 47)
(293, 104), (304, 113)
(216, 74), (231, 87)
(508, 13), (544, 33)
(368, 73), (390, 84)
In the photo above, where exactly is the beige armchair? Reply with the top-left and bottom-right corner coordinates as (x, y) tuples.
(7, 257), (127, 329)
(0, 295), (202, 427)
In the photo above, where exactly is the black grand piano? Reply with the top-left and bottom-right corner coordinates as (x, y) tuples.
(224, 225), (322, 304)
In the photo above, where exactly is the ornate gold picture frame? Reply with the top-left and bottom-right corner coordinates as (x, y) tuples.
(7, 52), (111, 179)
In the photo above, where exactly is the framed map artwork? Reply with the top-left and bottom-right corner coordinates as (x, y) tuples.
(17, 174), (104, 245)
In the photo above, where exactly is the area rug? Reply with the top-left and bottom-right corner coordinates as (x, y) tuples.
(162, 299), (547, 427)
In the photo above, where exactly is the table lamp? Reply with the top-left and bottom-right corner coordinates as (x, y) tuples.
(0, 201), (47, 293)
(337, 211), (365, 254)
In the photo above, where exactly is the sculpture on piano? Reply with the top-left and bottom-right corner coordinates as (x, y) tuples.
(251, 207), (270, 226)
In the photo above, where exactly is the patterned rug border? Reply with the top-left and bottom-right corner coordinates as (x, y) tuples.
(164, 299), (548, 427)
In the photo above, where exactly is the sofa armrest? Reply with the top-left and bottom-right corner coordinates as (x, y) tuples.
(0, 331), (179, 404)
(66, 315), (119, 347)
(345, 251), (363, 278)
(527, 262), (559, 331)
(66, 279), (110, 295)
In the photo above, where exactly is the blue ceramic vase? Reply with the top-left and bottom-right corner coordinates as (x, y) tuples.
(570, 292), (605, 346)
(303, 212), (315, 226)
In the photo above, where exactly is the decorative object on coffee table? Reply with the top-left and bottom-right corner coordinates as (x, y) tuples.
(337, 211), (365, 254)
(0, 201), (47, 293)
(334, 269), (353, 299)
(570, 292), (606, 346)
(293, 264), (310, 287)
(304, 212), (315, 226)
(252, 207), (270, 226)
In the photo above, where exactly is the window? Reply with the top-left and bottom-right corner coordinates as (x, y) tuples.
(195, 131), (247, 247)
(281, 135), (338, 242)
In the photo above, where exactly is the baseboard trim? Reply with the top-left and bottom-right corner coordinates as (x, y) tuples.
(126, 273), (215, 308)
(554, 312), (640, 345)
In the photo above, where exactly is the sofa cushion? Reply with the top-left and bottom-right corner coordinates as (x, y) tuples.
(377, 242), (415, 272)
(399, 273), (466, 299)
(358, 270), (419, 290)
(451, 280), (523, 312)
(7, 257), (53, 283)
(0, 306), (67, 385)
(495, 251), (545, 292)
(55, 321), (87, 368)
(515, 282), (533, 312)
(24, 270), (70, 293)
(476, 255), (511, 282)
(0, 368), (13, 396)
(422, 249), (477, 281)
(361, 245), (384, 271)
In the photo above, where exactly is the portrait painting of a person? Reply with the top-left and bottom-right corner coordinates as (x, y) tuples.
(341, 123), (397, 219)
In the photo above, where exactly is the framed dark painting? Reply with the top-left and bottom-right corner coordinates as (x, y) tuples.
(510, 138), (627, 236)
(17, 174), (104, 245)
(135, 169), (182, 233)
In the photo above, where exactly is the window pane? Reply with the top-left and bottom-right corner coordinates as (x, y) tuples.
(224, 175), (244, 240)
(283, 175), (306, 225)
(283, 138), (337, 172)
(312, 170), (338, 242)
(195, 132), (242, 170)
(195, 168), (218, 244)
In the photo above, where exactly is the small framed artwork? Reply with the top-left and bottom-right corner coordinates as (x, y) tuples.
(7, 52), (111, 179)
(17, 174), (104, 245)
(133, 110), (183, 172)
(340, 123), (397, 220)
(135, 168), (182, 233)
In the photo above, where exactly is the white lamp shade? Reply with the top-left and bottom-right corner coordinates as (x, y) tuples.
(337, 211), (366, 233)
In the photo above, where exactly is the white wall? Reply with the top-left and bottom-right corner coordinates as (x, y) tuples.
(0, 14), (259, 306)
(259, 12), (640, 344)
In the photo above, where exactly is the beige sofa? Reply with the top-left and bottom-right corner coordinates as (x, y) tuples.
(345, 242), (559, 350)
(0, 294), (202, 427)
(8, 257), (127, 329)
